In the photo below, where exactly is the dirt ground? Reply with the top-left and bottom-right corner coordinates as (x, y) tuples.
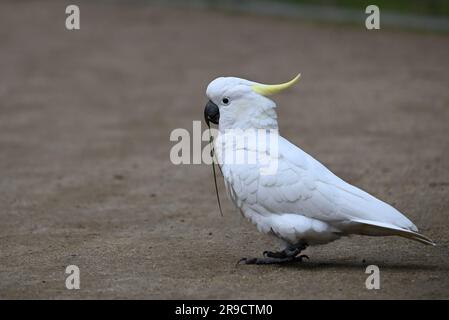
(1, 0), (449, 299)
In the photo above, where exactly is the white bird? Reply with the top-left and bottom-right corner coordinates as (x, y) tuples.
(203, 74), (435, 265)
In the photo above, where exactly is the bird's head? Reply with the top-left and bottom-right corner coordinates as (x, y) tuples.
(204, 74), (301, 131)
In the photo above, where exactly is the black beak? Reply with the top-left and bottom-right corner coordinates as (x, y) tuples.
(204, 100), (220, 126)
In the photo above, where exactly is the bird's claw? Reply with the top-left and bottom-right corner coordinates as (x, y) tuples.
(237, 255), (308, 265)
(296, 254), (309, 262)
(237, 257), (257, 265)
(263, 250), (286, 259)
(238, 257), (284, 265)
(239, 242), (309, 265)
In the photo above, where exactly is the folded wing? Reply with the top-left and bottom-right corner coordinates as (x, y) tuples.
(229, 136), (434, 245)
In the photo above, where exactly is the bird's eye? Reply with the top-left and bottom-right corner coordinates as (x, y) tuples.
(221, 97), (230, 105)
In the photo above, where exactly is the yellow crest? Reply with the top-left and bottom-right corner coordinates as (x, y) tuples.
(251, 74), (301, 96)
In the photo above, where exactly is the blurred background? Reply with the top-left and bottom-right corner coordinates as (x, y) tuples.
(232, 0), (449, 17)
(159, 0), (449, 31)
(1, 0), (448, 299)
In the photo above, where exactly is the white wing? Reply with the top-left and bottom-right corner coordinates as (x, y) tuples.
(222, 135), (434, 245)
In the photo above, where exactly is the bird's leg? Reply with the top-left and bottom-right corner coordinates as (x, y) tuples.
(238, 241), (308, 265)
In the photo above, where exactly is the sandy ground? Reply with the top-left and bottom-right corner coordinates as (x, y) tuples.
(1, 0), (449, 299)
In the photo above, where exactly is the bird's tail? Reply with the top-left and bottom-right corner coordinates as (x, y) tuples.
(345, 219), (436, 246)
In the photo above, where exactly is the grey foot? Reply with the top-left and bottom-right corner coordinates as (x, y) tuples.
(238, 255), (309, 265)
(263, 241), (308, 259)
(238, 241), (309, 265)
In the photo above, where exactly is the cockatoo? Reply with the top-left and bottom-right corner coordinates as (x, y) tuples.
(203, 74), (435, 265)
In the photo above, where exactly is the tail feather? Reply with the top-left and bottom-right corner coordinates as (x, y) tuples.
(344, 218), (436, 246)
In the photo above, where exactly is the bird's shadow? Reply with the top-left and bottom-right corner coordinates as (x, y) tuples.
(275, 259), (443, 272)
